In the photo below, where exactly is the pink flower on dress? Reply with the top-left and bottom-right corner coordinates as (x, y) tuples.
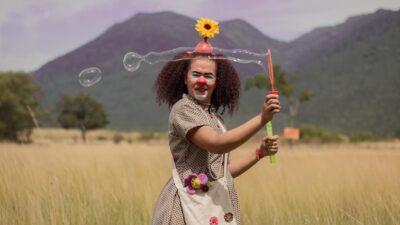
(183, 172), (209, 194)
(209, 216), (218, 225)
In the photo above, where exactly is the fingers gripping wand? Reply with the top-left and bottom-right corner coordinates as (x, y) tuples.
(266, 49), (278, 163)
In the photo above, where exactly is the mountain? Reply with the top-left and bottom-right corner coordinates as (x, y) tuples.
(35, 12), (286, 83)
(33, 10), (400, 134)
(33, 11), (285, 131)
(291, 9), (400, 133)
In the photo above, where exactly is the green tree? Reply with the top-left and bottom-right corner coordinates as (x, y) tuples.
(0, 72), (42, 142)
(245, 65), (313, 127)
(57, 92), (108, 142)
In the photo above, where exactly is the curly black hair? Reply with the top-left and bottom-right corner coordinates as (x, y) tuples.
(154, 52), (241, 115)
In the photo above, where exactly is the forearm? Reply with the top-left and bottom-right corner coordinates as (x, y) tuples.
(202, 114), (266, 154)
(228, 149), (259, 178)
(189, 94), (280, 154)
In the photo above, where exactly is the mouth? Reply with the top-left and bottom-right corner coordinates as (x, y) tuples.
(194, 86), (208, 94)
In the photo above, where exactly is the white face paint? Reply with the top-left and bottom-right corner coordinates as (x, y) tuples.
(194, 92), (208, 102)
(187, 74), (209, 102)
(185, 58), (217, 105)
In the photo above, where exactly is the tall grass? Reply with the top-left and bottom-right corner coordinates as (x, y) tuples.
(236, 143), (400, 225)
(1, 141), (399, 225)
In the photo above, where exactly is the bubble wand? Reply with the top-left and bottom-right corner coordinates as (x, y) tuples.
(266, 49), (278, 163)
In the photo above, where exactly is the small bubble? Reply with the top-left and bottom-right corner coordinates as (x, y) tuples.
(79, 67), (102, 87)
(123, 52), (144, 72)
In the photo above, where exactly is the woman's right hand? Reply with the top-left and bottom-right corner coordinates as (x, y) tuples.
(261, 93), (280, 123)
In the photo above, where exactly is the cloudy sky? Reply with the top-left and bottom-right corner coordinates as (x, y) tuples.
(0, 0), (399, 72)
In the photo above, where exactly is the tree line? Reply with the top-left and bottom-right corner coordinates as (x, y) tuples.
(0, 66), (312, 143)
(0, 72), (108, 143)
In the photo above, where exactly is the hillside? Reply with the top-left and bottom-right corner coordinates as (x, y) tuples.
(292, 9), (400, 133)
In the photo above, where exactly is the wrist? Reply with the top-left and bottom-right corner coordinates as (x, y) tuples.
(260, 114), (269, 126)
(255, 147), (265, 160)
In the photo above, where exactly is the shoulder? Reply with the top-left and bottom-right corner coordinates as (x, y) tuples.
(170, 94), (202, 116)
(169, 95), (210, 127)
(168, 95), (211, 137)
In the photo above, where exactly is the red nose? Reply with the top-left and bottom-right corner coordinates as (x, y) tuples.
(196, 76), (207, 86)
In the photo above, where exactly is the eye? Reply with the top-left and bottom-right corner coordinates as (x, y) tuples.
(191, 71), (200, 77)
(205, 74), (215, 80)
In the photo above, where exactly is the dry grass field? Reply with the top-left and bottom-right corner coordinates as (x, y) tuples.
(0, 129), (399, 225)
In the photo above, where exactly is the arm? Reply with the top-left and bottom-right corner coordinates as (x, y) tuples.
(228, 135), (279, 178)
(187, 94), (280, 154)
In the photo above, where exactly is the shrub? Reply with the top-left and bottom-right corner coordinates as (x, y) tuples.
(138, 132), (159, 142)
(349, 132), (374, 142)
(394, 130), (400, 140)
(96, 135), (108, 141)
(113, 132), (123, 144)
(299, 124), (342, 143)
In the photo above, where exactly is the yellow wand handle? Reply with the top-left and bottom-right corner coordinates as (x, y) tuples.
(266, 119), (276, 164)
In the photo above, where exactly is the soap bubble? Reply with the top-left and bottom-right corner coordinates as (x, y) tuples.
(144, 47), (192, 64)
(123, 52), (144, 72)
(79, 67), (102, 87)
(78, 47), (273, 87)
(122, 47), (270, 75)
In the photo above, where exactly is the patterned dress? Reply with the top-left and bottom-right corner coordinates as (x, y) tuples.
(151, 94), (241, 225)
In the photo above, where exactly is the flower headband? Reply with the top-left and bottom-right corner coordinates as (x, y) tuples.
(194, 18), (219, 53)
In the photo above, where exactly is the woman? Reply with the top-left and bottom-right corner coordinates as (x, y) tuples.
(151, 51), (280, 225)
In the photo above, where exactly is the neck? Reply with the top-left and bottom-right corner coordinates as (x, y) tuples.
(199, 102), (211, 109)
(185, 93), (212, 110)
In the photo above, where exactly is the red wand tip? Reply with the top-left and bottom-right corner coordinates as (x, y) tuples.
(267, 49), (275, 91)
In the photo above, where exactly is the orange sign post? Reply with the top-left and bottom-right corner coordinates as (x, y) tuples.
(283, 127), (300, 141)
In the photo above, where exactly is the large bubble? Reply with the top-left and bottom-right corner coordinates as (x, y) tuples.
(80, 47), (273, 87)
(78, 67), (102, 87)
(122, 47), (270, 74)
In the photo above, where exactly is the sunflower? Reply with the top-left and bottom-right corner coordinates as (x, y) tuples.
(195, 18), (219, 39)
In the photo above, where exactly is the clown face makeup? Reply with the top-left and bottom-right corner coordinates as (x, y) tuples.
(185, 58), (217, 105)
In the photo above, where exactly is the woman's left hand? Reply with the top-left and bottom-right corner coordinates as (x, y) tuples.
(259, 135), (279, 157)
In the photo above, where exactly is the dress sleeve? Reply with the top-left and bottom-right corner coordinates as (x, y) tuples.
(171, 103), (210, 140)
